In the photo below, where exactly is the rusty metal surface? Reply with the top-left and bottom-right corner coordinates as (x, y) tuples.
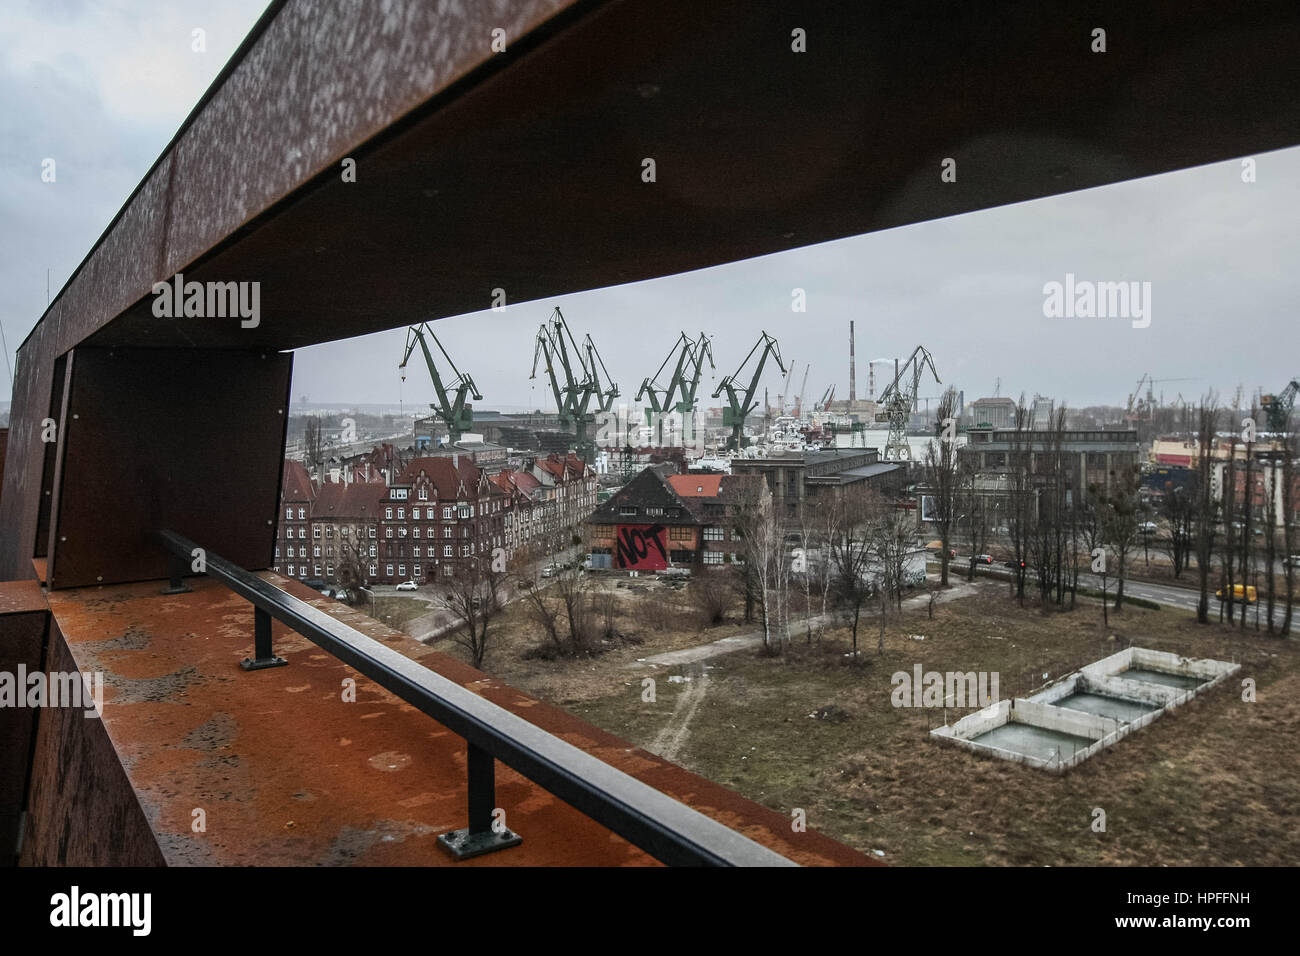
(0, 580), (48, 860)
(19, 618), (166, 867)
(5, 0), (1300, 573)
(48, 349), (291, 589)
(39, 575), (871, 866)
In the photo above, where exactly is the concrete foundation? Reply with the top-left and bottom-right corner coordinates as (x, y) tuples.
(930, 647), (1239, 773)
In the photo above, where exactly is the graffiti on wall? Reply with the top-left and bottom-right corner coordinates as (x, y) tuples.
(615, 523), (668, 570)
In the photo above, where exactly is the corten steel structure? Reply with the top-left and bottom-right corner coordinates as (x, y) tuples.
(2, 0), (1300, 865)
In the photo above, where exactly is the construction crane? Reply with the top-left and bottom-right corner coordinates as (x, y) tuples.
(635, 332), (715, 424)
(1261, 378), (1300, 432)
(819, 384), (835, 411)
(399, 323), (482, 446)
(874, 345), (940, 460)
(1127, 373), (1198, 420)
(795, 364), (810, 419)
(530, 307), (619, 462)
(712, 332), (785, 450)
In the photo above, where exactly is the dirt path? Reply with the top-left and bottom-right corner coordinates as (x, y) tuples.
(647, 665), (711, 763)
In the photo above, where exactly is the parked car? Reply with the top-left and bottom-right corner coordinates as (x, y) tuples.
(659, 567), (691, 581)
(1284, 555), (1300, 568)
(1215, 584), (1258, 604)
(975, 554), (994, 565)
(1138, 521), (1158, 533)
(395, 580), (418, 592)
(541, 564), (558, 578)
(1003, 558), (1027, 569)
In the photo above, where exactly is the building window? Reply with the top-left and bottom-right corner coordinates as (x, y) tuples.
(368, 527), (376, 538)
(399, 527), (407, 537)
(326, 527), (333, 538)
(298, 508), (305, 520)
(428, 527), (435, 538)
(413, 546), (421, 557)
(444, 527), (453, 539)
(669, 526), (693, 541)
(458, 505), (471, 519)
(619, 506), (637, 516)
(326, 564), (334, 577)
(412, 528), (420, 538)
(368, 545), (376, 558)
(398, 565), (406, 577)
(386, 564), (394, 576)
(392, 489), (408, 500)
(286, 507), (293, 520)
(286, 565), (294, 575)
(313, 546), (321, 558)
(646, 507), (664, 516)
(418, 487), (428, 501)
(397, 507), (405, 519)
(368, 564), (377, 577)
(314, 565), (321, 576)
(444, 545), (453, 557)
(386, 527), (393, 538)
(274, 547), (279, 557)
(704, 527), (724, 541)
(313, 527), (321, 539)
(385, 507), (393, 519)
(443, 507), (454, 519)
(412, 508), (420, 520)
(298, 547), (307, 558)
(703, 551), (723, 564)
(413, 565), (421, 577)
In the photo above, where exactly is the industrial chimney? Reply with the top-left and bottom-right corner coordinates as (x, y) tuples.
(848, 321), (856, 403)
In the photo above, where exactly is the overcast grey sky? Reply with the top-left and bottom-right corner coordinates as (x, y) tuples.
(4, 1), (1297, 413)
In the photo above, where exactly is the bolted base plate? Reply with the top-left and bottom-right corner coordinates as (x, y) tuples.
(437, 827), (523, 861)
(240, 655), (289, 671)
(161, 583), (192, 595)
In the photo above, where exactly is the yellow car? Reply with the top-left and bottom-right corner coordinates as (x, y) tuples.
(1215, 584), (1257, 604)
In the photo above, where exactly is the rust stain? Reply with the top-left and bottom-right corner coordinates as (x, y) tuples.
(43, 574), (873, 866)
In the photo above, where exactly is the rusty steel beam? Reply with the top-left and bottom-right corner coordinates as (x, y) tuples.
(6, 0), (1300, 579)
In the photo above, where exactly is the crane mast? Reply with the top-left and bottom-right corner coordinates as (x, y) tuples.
(712, 332), (785, 451)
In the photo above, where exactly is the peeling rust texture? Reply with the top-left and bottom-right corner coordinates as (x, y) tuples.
(40, 575), (871, 866)
(0, 581), (49, 859)
(6, 1), (1300, 578)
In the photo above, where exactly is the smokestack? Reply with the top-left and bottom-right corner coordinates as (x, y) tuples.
(849, 321), (856, 403)
(869, 362), (875, 401)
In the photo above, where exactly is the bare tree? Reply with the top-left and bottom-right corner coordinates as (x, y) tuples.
(732, 482), (786, 654)
(960, 458), (989, 582)
(304, 415), (325, 478)
(1006, 394), (1035, 605)
(434, 555), (506, 668)
(1195, 398), (1219, 624)
(334, 526), (372, 605)
(1282, 416), (1296, 636)
(1093, 465), (1145, 612)
(923, 388), (961, 587)
(826, 486), (882, 659)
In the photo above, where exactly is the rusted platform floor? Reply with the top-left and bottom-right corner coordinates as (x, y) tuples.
(43, 574), (871, 866)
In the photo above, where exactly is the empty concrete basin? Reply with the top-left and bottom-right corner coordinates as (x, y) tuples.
(1119, 668), (1203, 691)
(1053, 692), (1159, 723)
(972, 723), (1095, 763)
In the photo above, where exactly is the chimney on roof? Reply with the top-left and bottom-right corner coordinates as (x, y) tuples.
(453, 453), (459, 468)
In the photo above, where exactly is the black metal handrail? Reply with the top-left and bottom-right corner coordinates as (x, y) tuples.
(159, 530), (796, 867)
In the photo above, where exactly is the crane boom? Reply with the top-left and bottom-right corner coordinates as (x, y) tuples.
(399, 323), (482, 445)
(875, 345), (940, 460)
(528, 307), (619, 461)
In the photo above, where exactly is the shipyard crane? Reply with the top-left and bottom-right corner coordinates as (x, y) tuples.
(636, 332), (715, 424)
(398, 323), (482, 445)
(530, 307), (620, 462)
(1261, 378), (1300, 433)
(819, 384), (836, 411)
(874, 345), (940, 460)
(713, 332), (785, 450)
(795, 364), (810, 418)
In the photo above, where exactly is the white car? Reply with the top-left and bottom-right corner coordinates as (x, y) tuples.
(541, 564), (558, 578)
(395, 580), (418, 592)
(1139, 521), (1158, 533)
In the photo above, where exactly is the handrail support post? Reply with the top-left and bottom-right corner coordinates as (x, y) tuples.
(241, 606), (289, 671)
(437, 742), (522, 860)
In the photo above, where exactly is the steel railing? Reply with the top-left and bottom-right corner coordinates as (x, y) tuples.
(159, 529), (795, 867)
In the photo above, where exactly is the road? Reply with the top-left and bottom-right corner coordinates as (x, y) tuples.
(943, 551), (1295, 627)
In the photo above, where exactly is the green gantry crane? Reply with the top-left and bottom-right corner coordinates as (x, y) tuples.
(399, 323), (482, 446)
(636, 332), (715, 425)
(530, 307), (619, 462)
(712, 331), (785, 451)
(1261, 378), (1300, 433)
(874, 345), (940, 461)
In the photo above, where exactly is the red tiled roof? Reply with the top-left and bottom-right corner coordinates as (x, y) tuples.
(396, 455), (495, 499)
(282, 460), (316, 502)
(667, 474), (723, 497)
(311, 481), (387, 520)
